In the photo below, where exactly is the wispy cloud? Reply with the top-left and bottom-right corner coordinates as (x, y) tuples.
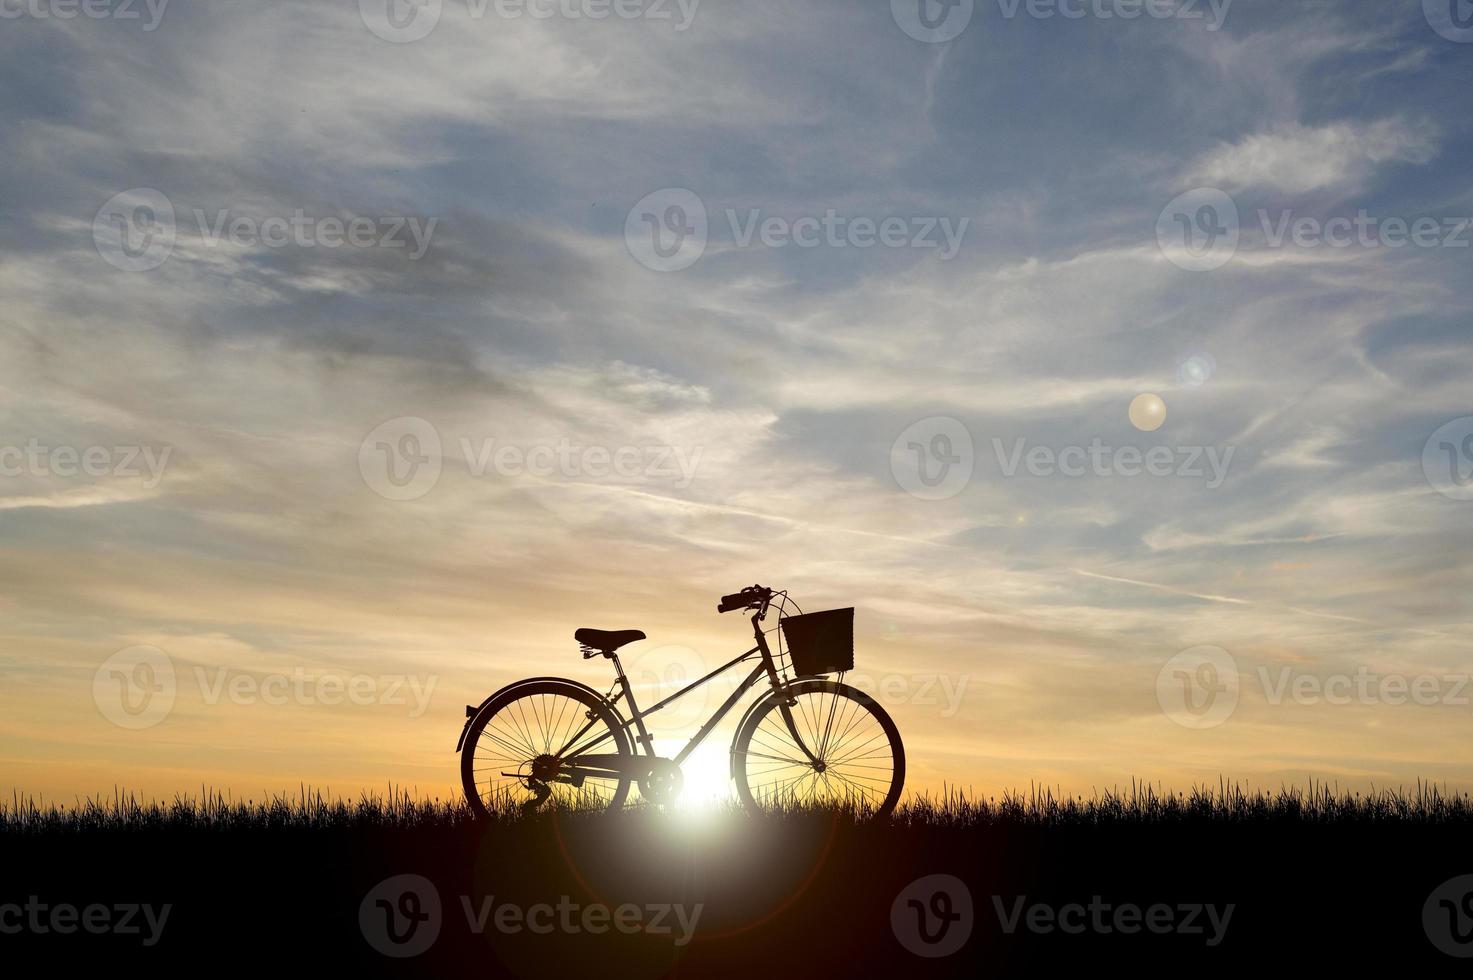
(1186, 119), (1441, 194)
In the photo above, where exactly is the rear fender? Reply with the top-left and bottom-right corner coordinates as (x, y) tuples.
(455, 676), (617, 753)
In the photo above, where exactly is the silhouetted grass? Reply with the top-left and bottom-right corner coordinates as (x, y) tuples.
(899, 777), (1473, 826)
(7, 778), (1473, 834)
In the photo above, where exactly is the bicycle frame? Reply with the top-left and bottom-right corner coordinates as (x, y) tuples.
(554, 610), (817, 781)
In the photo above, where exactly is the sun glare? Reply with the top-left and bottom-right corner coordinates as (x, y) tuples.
(656, 740), (735, 811)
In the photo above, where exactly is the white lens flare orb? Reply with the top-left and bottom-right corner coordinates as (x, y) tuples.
(1177, 353), (1216, 388)
(1129, 393), (1167, 433)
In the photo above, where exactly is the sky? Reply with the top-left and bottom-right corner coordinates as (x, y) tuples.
(2, 0), (1472, 805)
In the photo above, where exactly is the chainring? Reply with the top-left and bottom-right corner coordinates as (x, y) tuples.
(637, 759), (685, 806)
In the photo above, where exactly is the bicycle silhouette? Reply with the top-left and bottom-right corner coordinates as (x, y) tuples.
(457, 586), (905, 815)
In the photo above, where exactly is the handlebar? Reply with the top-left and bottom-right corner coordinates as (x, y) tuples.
(718, 585), (773, 614)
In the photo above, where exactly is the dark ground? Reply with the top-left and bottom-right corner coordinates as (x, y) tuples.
(4, 788), (1471, 973)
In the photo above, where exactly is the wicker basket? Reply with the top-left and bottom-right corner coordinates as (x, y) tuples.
(779, 608), (854, 676)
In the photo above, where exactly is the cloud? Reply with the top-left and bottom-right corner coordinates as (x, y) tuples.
(1185, 119), (1441, 194)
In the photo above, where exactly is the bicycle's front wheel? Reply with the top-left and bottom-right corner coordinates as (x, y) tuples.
(732, 679), (905, 817)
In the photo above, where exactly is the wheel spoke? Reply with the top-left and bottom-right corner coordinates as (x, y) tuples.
(743, 750), (810, 766)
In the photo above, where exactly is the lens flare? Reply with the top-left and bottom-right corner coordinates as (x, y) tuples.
(1177, 353), (1217, 388)
(1129, 393), (1167, 433)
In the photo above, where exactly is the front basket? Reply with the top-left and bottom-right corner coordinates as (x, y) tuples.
(780, 608), (855, 676)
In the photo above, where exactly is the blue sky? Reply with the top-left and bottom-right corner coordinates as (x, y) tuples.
(2, 0), (1472, 800)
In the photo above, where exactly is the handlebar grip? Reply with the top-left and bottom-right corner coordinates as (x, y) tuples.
(718, 592), (751, 613)
(718, 586), (771, 613)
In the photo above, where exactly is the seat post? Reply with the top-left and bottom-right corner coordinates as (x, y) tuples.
(609, 652), (636, 712)
(608, 653), (655, 755)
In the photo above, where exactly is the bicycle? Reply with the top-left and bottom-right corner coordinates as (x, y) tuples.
(457, 585), (906, 816)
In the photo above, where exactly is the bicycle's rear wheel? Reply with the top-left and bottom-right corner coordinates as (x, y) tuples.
(732, 679), (905, 816)
(460, 680), (632, 816)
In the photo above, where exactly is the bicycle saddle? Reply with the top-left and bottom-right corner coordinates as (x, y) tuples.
(574, 628), (646, 652)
